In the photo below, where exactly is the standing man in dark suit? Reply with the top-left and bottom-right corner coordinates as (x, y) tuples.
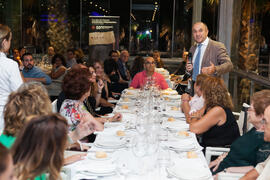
(186, 22), (233, 81)
(117, 50), (131, 81)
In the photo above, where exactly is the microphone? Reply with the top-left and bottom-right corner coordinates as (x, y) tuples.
(187, 53), (192, 64)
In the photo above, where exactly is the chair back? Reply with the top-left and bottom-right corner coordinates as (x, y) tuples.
(52, 99), (58, 113)
(237, 103), (250, 136)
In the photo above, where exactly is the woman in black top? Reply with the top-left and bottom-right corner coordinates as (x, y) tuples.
(187, 76), (240, 148)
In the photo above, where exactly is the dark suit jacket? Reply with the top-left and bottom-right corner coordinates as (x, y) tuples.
(117, 59), (129, 81)
(189, 38), (233, 76)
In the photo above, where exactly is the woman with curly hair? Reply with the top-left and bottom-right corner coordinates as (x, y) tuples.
(189, 76), (240, 148)
(60, 66), (121, 133)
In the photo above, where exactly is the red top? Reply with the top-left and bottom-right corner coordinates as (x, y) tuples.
(130, 70), (169, 90)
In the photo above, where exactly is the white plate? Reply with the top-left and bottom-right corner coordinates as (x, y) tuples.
(164, 95), (181, 100)
(174, 132), (192, 139)
(167, 162), (211, 180)
(87, 152), (112, 161)
(94, 139), (126, 149)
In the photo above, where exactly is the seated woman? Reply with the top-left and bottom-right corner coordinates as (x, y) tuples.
(181, 74), (206, 116)
(0, 82), (52, 148)
(188, 76), (240, 148)
(211, 90), (270, 176)
(59, 67), (121, 132)
(12, 114), (68, 180)
(0, 82), (89, 165)
(93, 61), (115, 115)
(0, 143), (16, 180)
(47, 53), (67, 101)
(130, 56), (145, 79)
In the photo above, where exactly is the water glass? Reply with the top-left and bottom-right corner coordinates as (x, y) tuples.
(158, 129), (168, 141)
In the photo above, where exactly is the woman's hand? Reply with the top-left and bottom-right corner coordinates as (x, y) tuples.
(209, 158), (221, 172)
(209, 152), (228, 172)
(181, 93), (191, 102)
(97, 79), (104, 91)
(64, 153), (87, 165)
(110, 113), (122, 122)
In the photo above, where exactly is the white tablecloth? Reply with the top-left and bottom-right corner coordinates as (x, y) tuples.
(64, 89), (213, 180)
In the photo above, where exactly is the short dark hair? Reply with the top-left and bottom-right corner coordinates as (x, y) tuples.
(21, 52), (33, 61)
(62, 67), (92, 100)
(67, 48), (75, 54)
(52, 54), (67, 67)
(109, 50), (118, 56)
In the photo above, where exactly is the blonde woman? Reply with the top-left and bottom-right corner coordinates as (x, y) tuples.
(0, 24), (23, 133)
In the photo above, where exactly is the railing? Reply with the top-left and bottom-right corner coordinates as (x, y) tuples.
(230, 68), (270, 110)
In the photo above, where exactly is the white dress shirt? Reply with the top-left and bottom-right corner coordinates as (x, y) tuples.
(0, 52), (23, 133)
(192, 37), (209, 73)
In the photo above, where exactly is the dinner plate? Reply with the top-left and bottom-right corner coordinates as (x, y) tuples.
(87, 152), (112, 161)
(167, 162), (211, 180)
(174, 132), (192, 139)
(164, 95), (181, 100)
(94, 138), (126, 149)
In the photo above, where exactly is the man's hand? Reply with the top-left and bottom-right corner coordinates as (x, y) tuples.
(202, 62), (216, 75)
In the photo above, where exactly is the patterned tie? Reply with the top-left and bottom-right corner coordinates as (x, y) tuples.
(192, 44), (202, 81)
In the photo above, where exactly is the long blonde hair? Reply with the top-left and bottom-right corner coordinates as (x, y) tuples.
(12, 114), (67, 180)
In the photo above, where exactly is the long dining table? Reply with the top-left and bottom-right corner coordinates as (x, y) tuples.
(63, 88), (213, 180)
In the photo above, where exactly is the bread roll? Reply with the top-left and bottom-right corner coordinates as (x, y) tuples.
(95, 151), (107, 158)
(178, 131), (189, 137)
(187, 151), (198, 159)
(116, 130), (125, 136)
(122, 105), (129, 109)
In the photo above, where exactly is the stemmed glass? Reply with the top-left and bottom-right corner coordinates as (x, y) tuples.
(115, 157), (131, 180)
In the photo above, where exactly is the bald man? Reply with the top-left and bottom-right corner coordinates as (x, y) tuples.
(186, 22), (233, 81)
(130, 57), (168, 90)
(117, 50), (130, 81)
